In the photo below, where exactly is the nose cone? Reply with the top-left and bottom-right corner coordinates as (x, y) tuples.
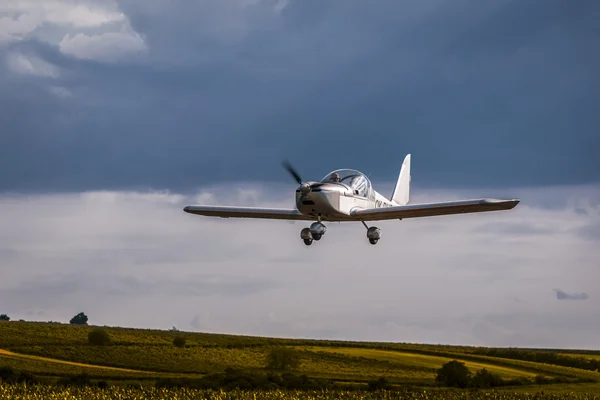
(299, 183), (311, 194)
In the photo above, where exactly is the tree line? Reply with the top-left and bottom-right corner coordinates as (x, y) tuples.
(0, 312), (89, 324)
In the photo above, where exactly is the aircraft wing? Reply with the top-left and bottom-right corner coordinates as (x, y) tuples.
(351, 198), (520, 221)
(183, 205), (313, 220)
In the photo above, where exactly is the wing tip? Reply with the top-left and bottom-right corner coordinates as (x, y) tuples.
(480, 198), (520, 209)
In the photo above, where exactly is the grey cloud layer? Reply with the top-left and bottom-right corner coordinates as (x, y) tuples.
(1, 184), (599, 347)
(1, 0), (599, 192)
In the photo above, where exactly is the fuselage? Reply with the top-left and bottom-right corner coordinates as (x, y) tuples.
(295, 181), (395, 221)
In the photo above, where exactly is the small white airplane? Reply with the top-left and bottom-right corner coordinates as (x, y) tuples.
(183, 155), (519, 246)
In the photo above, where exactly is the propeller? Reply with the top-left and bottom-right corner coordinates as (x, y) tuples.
(282, 160), (311, 194)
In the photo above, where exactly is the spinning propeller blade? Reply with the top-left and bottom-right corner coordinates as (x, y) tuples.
(282, 160), (303, 185)
(282, 160), (311, 193)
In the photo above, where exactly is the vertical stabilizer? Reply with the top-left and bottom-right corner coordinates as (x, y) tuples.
(391, 154), (411, 205)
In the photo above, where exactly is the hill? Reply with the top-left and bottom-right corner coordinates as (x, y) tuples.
(1, 320), (599, 397)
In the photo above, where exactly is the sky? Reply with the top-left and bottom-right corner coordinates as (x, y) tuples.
(1, 0), (599, 349)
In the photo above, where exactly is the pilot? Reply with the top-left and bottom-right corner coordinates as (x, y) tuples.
(329, 172), (341, 182)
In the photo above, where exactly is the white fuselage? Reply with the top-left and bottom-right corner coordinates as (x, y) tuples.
(295, 182), (394, 221)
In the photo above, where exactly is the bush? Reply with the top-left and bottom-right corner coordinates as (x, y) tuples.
(155, 369), (330, 390)
(367, 377), (392, 391)
(435, 360), (471, 388)
(58, 373), (92, 386)
(0, 366), (39, 384)
(0, 314), (9, 321)
(16, 371), (38, 384)
(96, 380), (109, 389)
(173, 336), (186, 348)
(88, 328), (110, 346)
(436, 361), (507, 389)
(0, 366), (15, 381)
(266, 347), (300, 370)
(471, 368), (504, 388)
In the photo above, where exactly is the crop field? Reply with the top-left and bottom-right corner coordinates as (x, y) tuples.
(1, 321), (599, 396)
(0, 348), (201, 380)
(306, 347), (539, 378)
(2, 384), (600, 400)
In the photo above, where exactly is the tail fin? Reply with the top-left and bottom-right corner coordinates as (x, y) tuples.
(391, 154), (411, 205)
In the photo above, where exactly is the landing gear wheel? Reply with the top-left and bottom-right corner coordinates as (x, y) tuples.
(300, 227), (313, 246)
(364, 224), (381, 245)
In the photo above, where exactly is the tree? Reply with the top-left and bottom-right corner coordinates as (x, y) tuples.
(70, 312), (88, 325)
(435, 360), (472, 388)
(88, 328), (110, 346)
(0, 314), (9, 321)
(266, 347), (300, 370)
(471, 368), (504, 388)
(173, 336), (186, 348)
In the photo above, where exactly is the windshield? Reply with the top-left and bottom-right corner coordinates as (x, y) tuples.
(320, 169), (372, 198)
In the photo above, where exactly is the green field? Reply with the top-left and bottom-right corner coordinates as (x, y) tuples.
(1, 320), (599, 397)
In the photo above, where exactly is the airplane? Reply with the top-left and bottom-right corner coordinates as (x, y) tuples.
(183, 154), (520, 246)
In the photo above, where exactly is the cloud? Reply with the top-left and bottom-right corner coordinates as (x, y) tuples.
(58, 28), (146, 62)
(0, 0), (145, 62)
(0, 184), (598, 347)
(554, 289), (589, 301)
(5, 51), (60, 77)
(48, 85), (72, 98)
(1, 0), (599, 192)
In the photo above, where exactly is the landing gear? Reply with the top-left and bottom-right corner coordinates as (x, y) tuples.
(301, 227), (313, 245)
(301, 220), (327, 246)
(300, 220), (382, 246)
(362, 221), (381, 245)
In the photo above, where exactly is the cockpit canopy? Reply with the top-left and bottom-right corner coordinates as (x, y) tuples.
(320, 169), (373, 198)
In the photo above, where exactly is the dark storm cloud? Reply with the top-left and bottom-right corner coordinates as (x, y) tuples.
(1, 0), (599, 192)
(554, 289), (589, 301)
